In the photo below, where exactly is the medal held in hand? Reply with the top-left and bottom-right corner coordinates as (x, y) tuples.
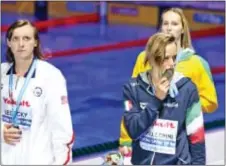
(102, 151), (124, 165)
(162, 68), (174, 80)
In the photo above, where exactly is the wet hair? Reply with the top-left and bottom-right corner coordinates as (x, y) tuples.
(6, 19), (43, 63)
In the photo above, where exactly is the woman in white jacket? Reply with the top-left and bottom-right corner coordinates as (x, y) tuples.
(1, 20), (74, 165)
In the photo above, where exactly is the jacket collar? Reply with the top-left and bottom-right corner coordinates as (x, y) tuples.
(6, 58), (36, 78)
(137, 70), (189, 96)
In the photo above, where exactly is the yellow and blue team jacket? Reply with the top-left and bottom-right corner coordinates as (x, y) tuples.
(120, 50), (218, 147)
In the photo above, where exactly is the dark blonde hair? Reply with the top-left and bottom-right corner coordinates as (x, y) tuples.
(161, 8), (192, 49)
(144, 33), (176, 66)
(6, 19), (44, 63)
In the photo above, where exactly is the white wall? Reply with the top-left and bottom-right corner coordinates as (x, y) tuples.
(206, 129), (225, 165)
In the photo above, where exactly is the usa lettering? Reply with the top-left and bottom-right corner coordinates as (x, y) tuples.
(4, 110), (28, 118)
(3, 97), (30, 107)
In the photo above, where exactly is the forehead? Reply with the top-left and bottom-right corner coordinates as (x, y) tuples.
(12, 24), (35, 37)
(165, 42), (177, 55)
(162, 11), (181, 22)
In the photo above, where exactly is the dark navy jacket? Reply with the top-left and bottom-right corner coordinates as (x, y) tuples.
(123, 71), (206, 165)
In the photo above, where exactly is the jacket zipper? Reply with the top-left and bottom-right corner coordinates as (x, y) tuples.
(15, 76), (20, 90)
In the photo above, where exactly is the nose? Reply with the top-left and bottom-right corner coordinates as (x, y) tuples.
(19, 39), (24, 47)
(167, 25), (172, 33)
(169, 57), (175, 67)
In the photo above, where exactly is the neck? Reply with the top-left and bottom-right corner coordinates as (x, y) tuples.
(177, 39), (182, 52)
(14, 58), (33, 76)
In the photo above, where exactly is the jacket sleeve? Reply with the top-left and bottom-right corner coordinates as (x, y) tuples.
(197, 56), (218, 113)
(119, 118), (132, 146)
(119, 51), (151, 146)
(46, 72), (74, 165)
(186, 87), (206, 165)
(1, 63), (11, 144)
(1, 122), (5, 143)
(123, 82), (163, 140)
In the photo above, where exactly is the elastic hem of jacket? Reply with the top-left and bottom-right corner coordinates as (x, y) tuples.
(119, 142), (132, 147)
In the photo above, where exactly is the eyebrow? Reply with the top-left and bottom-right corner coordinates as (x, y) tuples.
(12, 35), (32, 38)
(163, 20), (180, 23)
(165, 54), (177, 58)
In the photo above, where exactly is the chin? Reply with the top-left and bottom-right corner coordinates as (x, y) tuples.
(15, 55), (33, 61)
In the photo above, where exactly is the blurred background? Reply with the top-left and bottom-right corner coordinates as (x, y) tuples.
(1, 1), (225, 164)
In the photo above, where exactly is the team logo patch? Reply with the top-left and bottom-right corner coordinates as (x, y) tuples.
(164, 102), (179, 108)
(33, 87), (42, 97)
(140, 102), (148, 110)
(124, 100), (133, 111)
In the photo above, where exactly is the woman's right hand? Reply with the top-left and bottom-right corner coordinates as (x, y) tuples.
(3, 123), (22, 145)
(155, 77), (170, 100)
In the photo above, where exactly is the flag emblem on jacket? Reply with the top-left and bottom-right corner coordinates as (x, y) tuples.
(124, 100), (133, 111)
(61, 95), (68, 104)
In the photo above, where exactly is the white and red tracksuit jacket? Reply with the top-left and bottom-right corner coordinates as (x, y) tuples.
(1, 59), (74, 165)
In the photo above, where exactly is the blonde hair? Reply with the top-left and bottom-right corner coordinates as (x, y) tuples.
(144, 33), (176, 66)
(161, 8), (192, 49)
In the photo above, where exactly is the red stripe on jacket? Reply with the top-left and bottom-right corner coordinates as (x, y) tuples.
(189, 127), (205, 144)
(63, 132), (75, 165)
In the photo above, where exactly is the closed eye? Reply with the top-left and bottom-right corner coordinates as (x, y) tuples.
(173, 55), (177, 61)
(164, 55), (177, 61)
